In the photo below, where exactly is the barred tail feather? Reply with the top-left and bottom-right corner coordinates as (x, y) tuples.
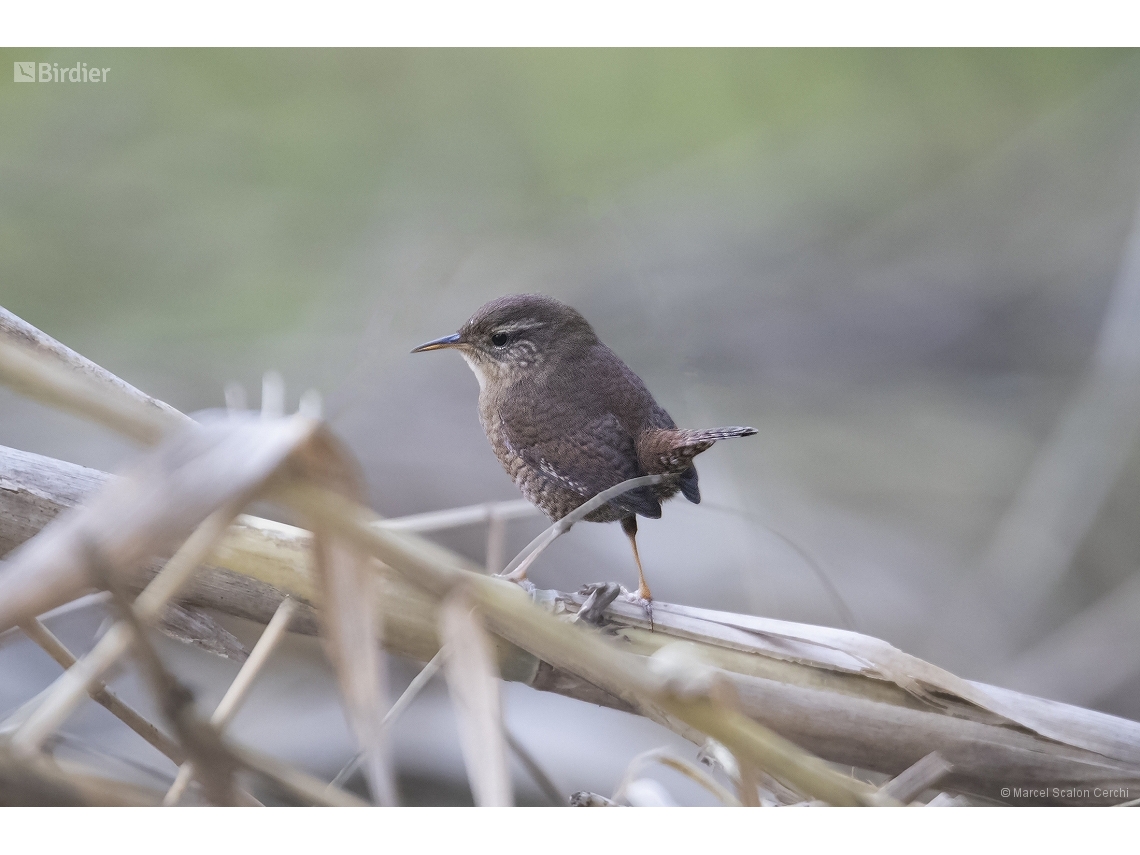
(637, 425), (757, 475)
(677, 426), (757, 445)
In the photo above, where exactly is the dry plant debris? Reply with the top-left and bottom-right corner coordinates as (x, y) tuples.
(2, 305), (1140, 805)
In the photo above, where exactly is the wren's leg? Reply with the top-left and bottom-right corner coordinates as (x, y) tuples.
(621, 516), (653, 601)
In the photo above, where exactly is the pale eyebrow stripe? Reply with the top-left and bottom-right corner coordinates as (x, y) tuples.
(495, 321), (544, 334)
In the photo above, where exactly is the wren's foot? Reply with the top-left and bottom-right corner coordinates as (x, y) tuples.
(576, 582), (622, 626)
(620, 587), (655, 631)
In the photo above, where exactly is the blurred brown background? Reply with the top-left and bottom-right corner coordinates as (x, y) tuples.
(3, 48), (1140, 803)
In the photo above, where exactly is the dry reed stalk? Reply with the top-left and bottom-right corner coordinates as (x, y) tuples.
(0, 315), (396, 804)
(0, 307), (878, 805)
(4, 308), (1140, 804)
(6, 505), (242, 754)
(440, 590), (513, 806)
(0, 307), (188, 443)
(6, 444), (1140, 803)
(312, 536), (396, 806)
(280, 482), (887, 806)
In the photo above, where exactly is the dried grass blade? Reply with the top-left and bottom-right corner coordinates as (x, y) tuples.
(439, 590), (512, 807)
(312, 533), (396, 806)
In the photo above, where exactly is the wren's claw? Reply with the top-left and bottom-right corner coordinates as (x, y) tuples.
(620, 586), (655, 632)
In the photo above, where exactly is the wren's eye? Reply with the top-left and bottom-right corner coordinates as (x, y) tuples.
(491, 332), (509, 347)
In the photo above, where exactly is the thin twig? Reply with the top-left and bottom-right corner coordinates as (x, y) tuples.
(164, 598), (298, 805)
(499, 475), (666, 581)
(232, 742), (368, 807)
(19, 618), (184, 765)
(328, 649), (445, 790)
(9, 622), (135, 754)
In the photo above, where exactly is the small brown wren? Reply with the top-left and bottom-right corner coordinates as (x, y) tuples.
(412, 293), (756, 602)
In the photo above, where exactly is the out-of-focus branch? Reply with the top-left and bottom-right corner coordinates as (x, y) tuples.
(976, 195), (1140, 624)
(999, 570), (1140, 706)
(0, 307), (190, 444)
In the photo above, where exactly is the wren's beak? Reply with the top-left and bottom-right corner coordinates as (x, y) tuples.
(411, 332), (462, 353)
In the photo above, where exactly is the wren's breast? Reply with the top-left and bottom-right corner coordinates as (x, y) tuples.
(478, 402), (528, 493)
(478, 393), (591, 522)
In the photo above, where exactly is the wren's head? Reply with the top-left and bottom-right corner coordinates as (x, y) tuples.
(411, 294), (597, 389)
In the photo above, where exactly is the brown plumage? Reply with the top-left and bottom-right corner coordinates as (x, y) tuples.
(412, 293), (756, 600)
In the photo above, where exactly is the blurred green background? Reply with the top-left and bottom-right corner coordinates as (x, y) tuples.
(1, 49), (1128, 395)
(4, 48), (1140, 803)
